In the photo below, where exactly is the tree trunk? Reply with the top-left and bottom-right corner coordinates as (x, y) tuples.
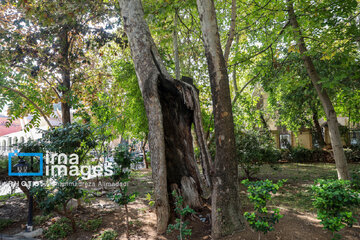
(197, 0), (245, 238)
(287, 1), (349, 180)
(142, 135), (149, 169)
(119, 0), (211, 234)
(59, 28), (72, 125)
(312, 110), (326, 148)
(223, 0), (237, 65)
(173, 9), (180, 80)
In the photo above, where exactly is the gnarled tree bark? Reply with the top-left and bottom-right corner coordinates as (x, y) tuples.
(119, 0), (211, 234)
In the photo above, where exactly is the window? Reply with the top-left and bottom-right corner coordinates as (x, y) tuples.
(280, 134), (291, 149)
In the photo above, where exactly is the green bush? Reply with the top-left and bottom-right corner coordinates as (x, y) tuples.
(344, 145), (360, 162)
(0, 219), (13, 231)
(281, 147), (334, 163)
(242, 179), (286, 238)
(351, 170), (360, 191)
(0, 193), (26, 202)
(311, 179), (360, 238)
(44, 218), (73, 240)
(95, 229), (118, 240)
(0, 156), (7, 171)
(34, 213), (54, 226)
(235, 129), (281, 178)
(31, 177), (84, 231)
(79, 218), (102, 231)
(289, 146), (312, 162)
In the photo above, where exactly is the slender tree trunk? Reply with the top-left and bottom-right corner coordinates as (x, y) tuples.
(142, 135), (149, 168)
(59, 28), (71, 124)
(125, 204), (130, 240)
(223, 0), (237, 64)
(287, 1), (349, 179)
(197, 0), (244, 238)
(119, 0), (211, 234)
(312, 110), (326, 148)
(173, 9), (180, 80)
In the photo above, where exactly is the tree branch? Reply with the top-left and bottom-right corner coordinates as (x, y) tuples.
(224, 0), (237, 64)
(232, 72), (260, 105)
(0, 85), (53, 128)
(230, 20), (290, 67)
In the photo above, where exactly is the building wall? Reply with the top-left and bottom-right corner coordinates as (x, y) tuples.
(271, 131), (280, 149)
(295, 130), (312, 149)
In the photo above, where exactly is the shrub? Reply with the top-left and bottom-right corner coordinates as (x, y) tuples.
(281, 147), (334, 163)
(311, 179), (360, 238)
(351, 170), (360, 191)
(242, 179), (286, 239)
(31, 177), (84, 231)
(44, 218), (73, 240)
(34, 213), (54, 226)
(289, 146), (312, 162)
(0, 193), (26, 202)
(310, 148), (334, 162)
(0, 219), (13, 231)
(0, 156), (7, 172)
(167, 190), (195, 240)
(79, 218), (102, 231)
(344, 144), (360, 162)
(95, 229), (118, 240)
(235, 129), (281, 178)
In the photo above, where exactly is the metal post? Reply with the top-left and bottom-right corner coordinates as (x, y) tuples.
(26, 192), (33, 232)
(26, 156), (34, 232)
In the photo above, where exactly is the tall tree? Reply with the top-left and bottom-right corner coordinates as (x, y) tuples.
(287, 0), (349, 179)
(197, 0), (244, 238)
(0, 0), (117, 125)
(118, 0), (212, 234)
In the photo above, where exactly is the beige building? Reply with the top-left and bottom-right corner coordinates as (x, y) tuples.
(269, 117), (360, 150)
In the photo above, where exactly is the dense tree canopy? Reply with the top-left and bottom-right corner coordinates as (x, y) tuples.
(1, 0), (360, 238)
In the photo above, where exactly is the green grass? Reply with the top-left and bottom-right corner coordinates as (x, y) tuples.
(79, 218), (102, 231)
(130, 169), (152, 179)
(0, 193), (26, 202)
(247, 163), (360, 183)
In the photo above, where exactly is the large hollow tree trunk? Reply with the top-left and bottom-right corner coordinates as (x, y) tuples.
(119, 0), (211, 234)
(287, 1), (349, 180)
(197, 0), (245, 238)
